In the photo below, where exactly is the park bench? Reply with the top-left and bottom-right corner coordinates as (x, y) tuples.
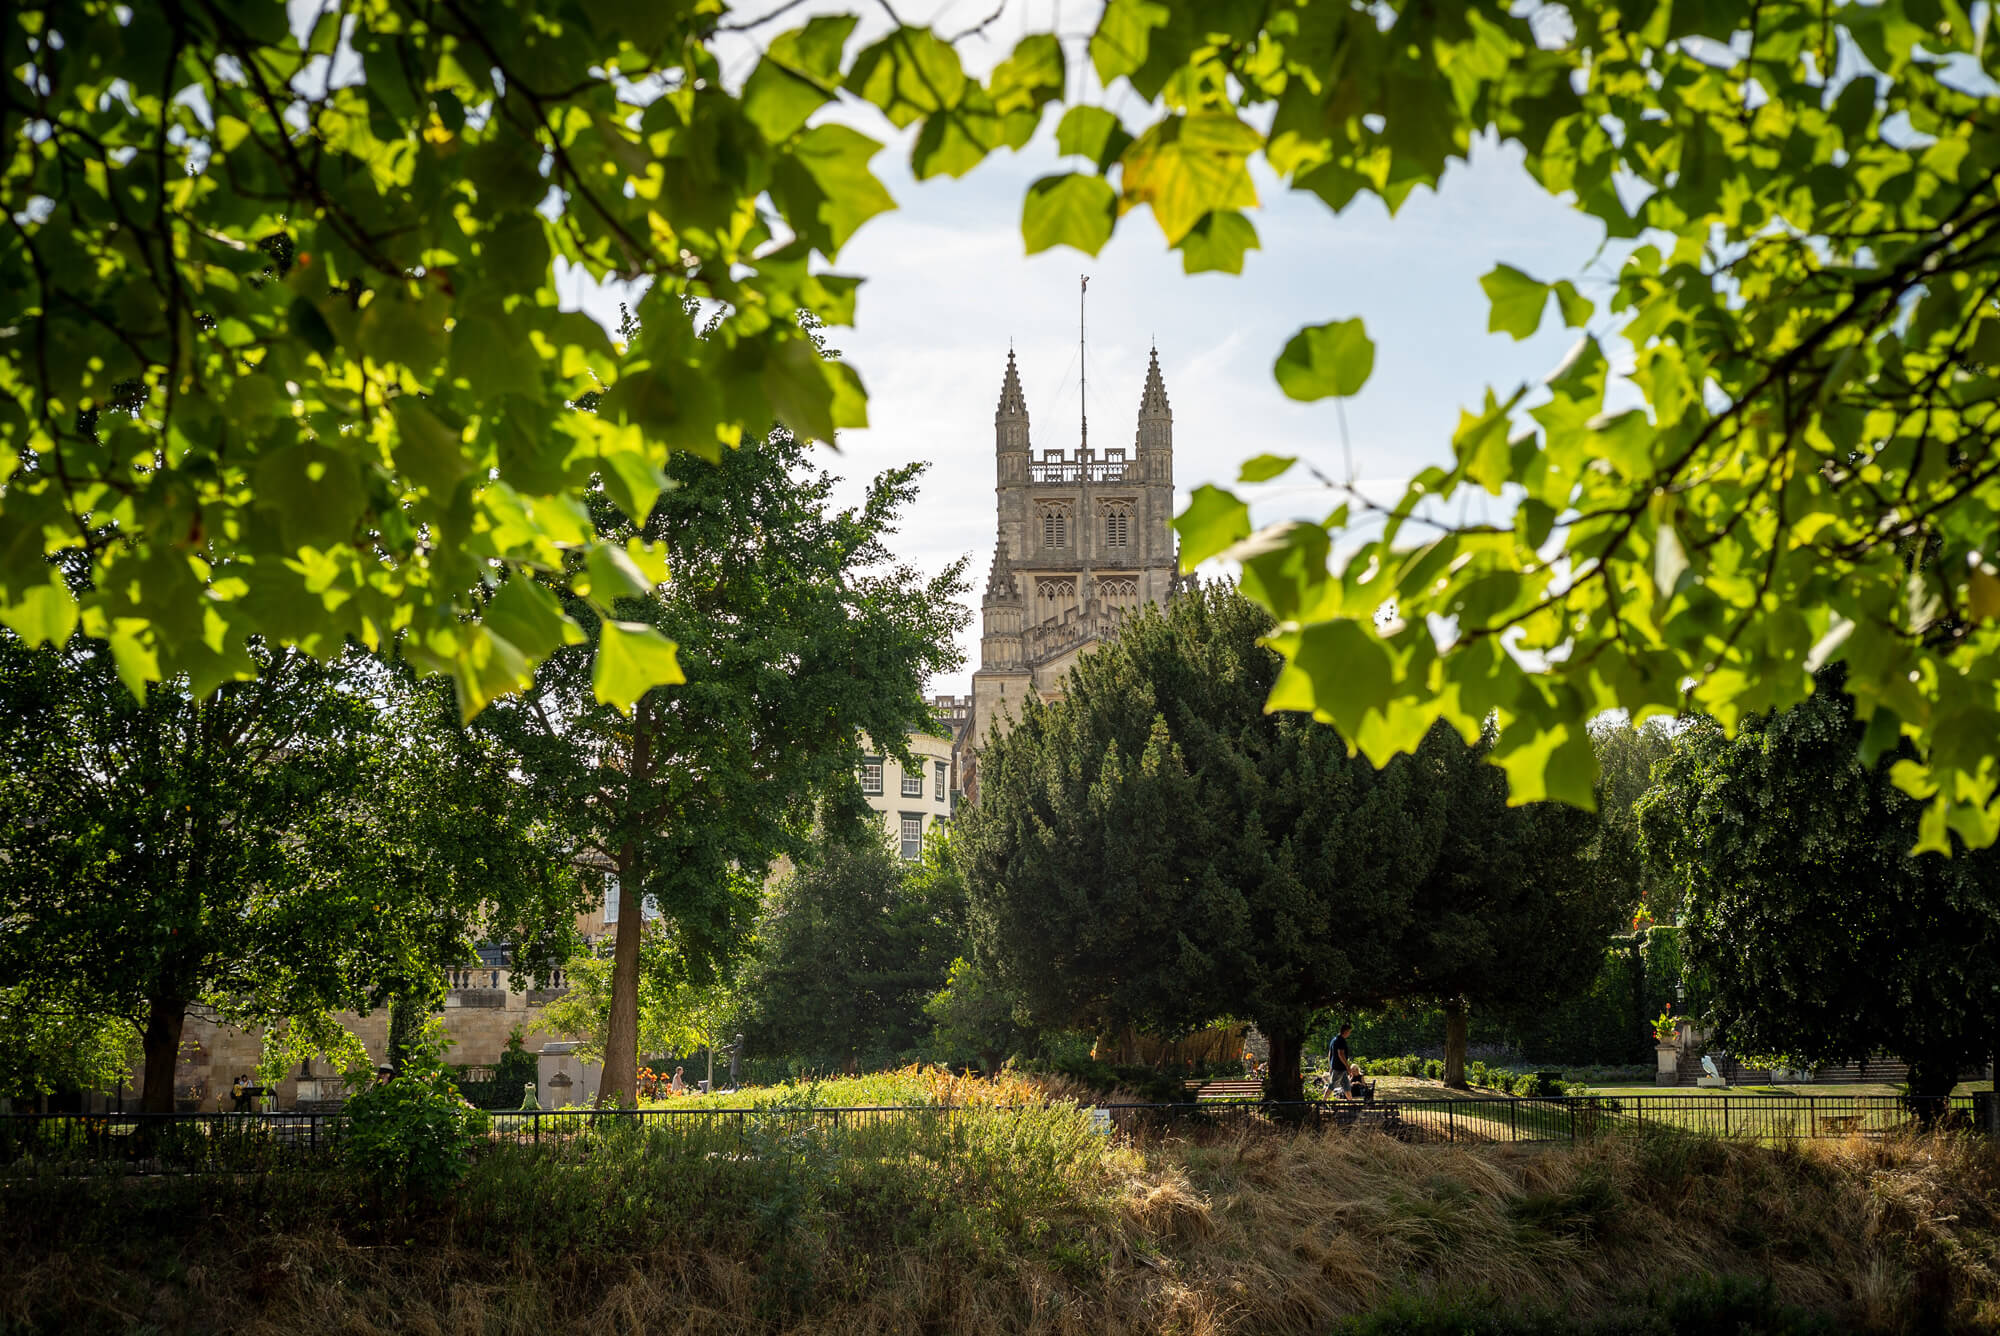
(1191, 1079), (1265, 1100)
(1320, 1101), (1403, 1135)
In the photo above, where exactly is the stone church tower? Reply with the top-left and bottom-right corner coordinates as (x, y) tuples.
(959, 347), (1178, 797)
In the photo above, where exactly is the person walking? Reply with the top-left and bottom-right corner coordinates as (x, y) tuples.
(1328, 1024), (1354, 1097)
(670, 1067), (685, 1095)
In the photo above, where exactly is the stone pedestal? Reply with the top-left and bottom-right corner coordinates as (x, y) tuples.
(1656, 1042), (1680, 1087)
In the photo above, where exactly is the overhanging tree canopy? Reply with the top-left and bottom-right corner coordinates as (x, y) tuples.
(9, 1), (1996, 844)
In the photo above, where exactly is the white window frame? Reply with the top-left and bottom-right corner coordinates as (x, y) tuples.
(899, 813), (924, 860)
(860, 757), (883, 796)
(901, 766), (924, 798)
(934, 760), (947, 802)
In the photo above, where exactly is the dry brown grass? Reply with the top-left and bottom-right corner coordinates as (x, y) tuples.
(5, 1128), (1998, 1335)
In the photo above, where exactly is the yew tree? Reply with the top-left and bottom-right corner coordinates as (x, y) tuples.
(1639, 669), (2000, 1105)
(959, 585), (1437, 1102)
(0, 635), (581, 1110)
(473, 431), (968, 1107)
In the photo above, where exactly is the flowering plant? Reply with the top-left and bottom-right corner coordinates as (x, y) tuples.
(1652, 1006), (1679, 1044)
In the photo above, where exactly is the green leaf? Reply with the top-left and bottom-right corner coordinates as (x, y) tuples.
(0, 575), (79, 648)
(846, 27), (967, 129)
(252, 442), (368, 549)
(1180, 210), (1260, 275)
(767, 14), (857, 84)
(448, 624), (536, 720)
(1226, 521), (1332, 622)
(1119, 113), (1262, 245)
(1552, 279), (1594, 328)
(1453, 390), (1516, 496)
(911, 88), (1002, 180)
(1055, 106), (1133, 171)
(1494, 719), (1597, 808)
(1481, 264), (1550, 340)
(288, 296), (338, 357)
(482, 578), (585, 662)
(1022, 174), (1116, 256)
(592, 620), (685, 714)
(989, 33), (1065, 119)
(1091, 0), (1170, 84)
(584, 543), (655, 606)
(743, 58), (831, 142)
(593, 428), (671, 522)
(786, 125), (896, 251)
(1237, 454), (1297, 483)
(1173, 484), (1251, 570)
(389, 400), (473, 498)
(1265, 618), (1393, 740)
(1273, 318), (1374, 401)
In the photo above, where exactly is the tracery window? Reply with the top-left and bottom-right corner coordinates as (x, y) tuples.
(1039, 501), (1071, 548)
(1101, 500), (1133, 549)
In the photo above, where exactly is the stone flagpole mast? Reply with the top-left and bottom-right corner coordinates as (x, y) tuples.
(1079, 273), (1089, 452)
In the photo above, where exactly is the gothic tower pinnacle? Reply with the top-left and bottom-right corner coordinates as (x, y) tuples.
(996, 349), (1028, 421)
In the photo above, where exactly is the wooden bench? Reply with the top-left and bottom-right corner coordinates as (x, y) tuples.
(1192, 1079), (1265, 1101)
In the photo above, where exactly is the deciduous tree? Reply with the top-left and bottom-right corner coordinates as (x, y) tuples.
(738, 828), (967, 1067)
(1639, 670), (2000, 1107)
(0, 636), (580, 1110)
(1389, 729), (1621, 1086)
(474, 432), (967, 1106)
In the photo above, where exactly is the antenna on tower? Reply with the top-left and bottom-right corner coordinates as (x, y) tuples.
(1079, 274), (1090, 452)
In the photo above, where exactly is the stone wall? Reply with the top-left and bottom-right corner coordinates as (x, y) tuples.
(126, 979), (570, 1111)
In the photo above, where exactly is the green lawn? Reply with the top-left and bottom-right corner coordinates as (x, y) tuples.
(1579, 1080), (1992, 1099)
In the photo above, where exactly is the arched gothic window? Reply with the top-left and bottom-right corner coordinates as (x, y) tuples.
(1040, 503), (1070, 548)
(1101, 500), (1133, 549)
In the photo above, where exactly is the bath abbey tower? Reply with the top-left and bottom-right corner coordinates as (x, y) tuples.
(958, 347), (1179, 797)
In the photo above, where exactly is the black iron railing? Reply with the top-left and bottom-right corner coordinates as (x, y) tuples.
(0, 1094), (1980, 1176)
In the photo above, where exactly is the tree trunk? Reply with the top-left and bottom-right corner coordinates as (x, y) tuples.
(141, 997), (186, 1114)
(1990, 1044), (1999, 1137)
(597, 846), (644, 1108)
(1443, 999), (1469, 1089)
(1262, 1025), (1305, 1103)
(1905, 1056), (1958, 1128)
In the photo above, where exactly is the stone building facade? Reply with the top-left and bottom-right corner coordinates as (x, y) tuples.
(959, 349), (1178, 796)
(858, 719), (958, 859)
